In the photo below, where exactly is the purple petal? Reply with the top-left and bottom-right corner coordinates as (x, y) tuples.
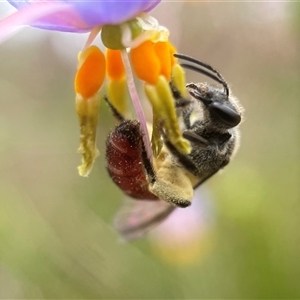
(7, 0), (161, 32)
(0, 2), (80, 43)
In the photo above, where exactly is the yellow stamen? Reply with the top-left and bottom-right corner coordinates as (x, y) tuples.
(172, 64), (187, 97)
(74, 45), (105, 99)
(74, 45), (105, 177)
(107, 79), (127, 116)
(145, 76), (191, 155)
(151, 96), (164, 157)
(76, 93), (100, 177)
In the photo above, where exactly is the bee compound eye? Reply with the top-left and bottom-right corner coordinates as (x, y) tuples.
(209, 102), (241, 127)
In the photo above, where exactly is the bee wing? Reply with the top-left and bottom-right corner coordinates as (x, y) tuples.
(113, 199), (176, 241)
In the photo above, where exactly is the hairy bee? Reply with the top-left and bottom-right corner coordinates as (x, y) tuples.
(105, 53), (243, 240)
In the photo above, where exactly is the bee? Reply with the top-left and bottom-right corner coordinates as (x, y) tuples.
(105, 53), (243, 240)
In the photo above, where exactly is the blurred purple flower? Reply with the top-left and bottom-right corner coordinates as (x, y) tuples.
(0, 0), (161, 42)
(149, 188), (215, 266)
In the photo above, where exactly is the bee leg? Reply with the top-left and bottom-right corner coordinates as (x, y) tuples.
(170, 83), (189, 106)
(170, 83), (193, 129)
(104, 95), (125, 122)
(139, 134), (193, 208)
(164, 130), (233, 188)
(182, 130), (209, 146)
(163, 133), (200, 176)
(139, 135), (156, 185)
(163, 135), (223, 189)
(149, 158), (194, 208)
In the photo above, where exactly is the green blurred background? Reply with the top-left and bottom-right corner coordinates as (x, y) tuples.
(0, 2), (300, 298)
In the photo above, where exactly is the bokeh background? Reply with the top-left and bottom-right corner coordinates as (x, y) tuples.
(0, 1), (300, 298)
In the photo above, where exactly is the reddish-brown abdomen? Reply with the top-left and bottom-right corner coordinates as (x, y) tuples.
(106, 120), (157, 200)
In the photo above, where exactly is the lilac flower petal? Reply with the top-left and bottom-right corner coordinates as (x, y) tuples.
(5, 1), (93, 33)
(0, 2), (82, 44)
(7, 0), (161, 32)
(72, 1), (161, 27)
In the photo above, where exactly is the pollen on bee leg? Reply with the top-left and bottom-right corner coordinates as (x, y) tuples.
(74, 45), (105, 177)
(145, 76), (191, 156)
(149, 159), (193, 208)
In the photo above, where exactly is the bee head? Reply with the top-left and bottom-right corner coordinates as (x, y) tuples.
(174, 53), (241, 128)
(187, 82), (241, 128)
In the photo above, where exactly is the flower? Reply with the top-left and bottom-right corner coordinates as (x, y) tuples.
(1, 0), (191, 177)
(149, 188), (215, 266)
(5, 1), (161, 32)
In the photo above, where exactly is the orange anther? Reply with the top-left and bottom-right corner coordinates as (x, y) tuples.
(155, 42), (173, 81)
(74, 46), (106, 99)
(106, 49), (125, 81)
(130, 40), (160, 85)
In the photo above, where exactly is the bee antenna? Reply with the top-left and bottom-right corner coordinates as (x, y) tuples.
(174, 53), (229, 97)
